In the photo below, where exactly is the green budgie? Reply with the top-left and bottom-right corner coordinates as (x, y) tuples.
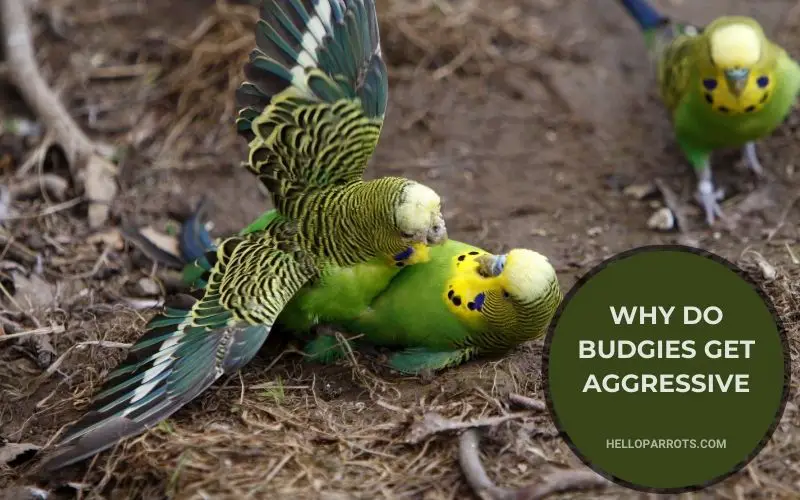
(176, 204), (562, 375)
(618, 0), (800, 225)
(36, 0), (448, 471)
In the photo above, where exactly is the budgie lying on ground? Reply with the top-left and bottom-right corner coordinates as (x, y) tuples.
(176, 202), (563, 376)
(36, 0), (448, 472)
(618, 0), (800, 226)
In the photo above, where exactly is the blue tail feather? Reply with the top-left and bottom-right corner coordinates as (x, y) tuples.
(179, 197), (216, 264)
(618, 0), (668, 30)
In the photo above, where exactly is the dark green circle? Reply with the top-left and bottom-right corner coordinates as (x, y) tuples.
(542, 245), (790, 493)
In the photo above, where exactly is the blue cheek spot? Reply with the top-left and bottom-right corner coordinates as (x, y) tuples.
(702, 78), (717, 90)
(757, 76), (769, 88)
(473, 292), (486, 311)
(394, 247), (413, 261)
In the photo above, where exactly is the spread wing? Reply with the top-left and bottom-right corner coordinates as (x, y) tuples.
(236, 0), (388, 211)
(36, 219), (315, 471)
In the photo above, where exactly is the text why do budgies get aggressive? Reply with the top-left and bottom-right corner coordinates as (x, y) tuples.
(577, 306), (755, 394)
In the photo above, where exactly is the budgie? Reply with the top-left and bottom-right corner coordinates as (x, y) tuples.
(618, 0), (800, 225)
(36, 0), (448, 471)
(176, 204), (562, 375)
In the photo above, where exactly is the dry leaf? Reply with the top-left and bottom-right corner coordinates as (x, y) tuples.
(10, 271), (56, 310)
(0, 441), (40, 465)
(87, 227), (125, 250)
(139, 226), (181, 258)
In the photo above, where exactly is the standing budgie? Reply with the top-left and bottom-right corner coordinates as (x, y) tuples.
(618, 0), (800, 225)
(36, 0), (448, 471)
(176, 204), (562, 375)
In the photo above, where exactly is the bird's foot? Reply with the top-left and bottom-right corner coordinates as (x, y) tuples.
(743, 142), (765, 179)
(694, 179), (726, 227)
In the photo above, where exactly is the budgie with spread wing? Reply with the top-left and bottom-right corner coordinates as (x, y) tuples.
(618, 0), (800, 225)
(177, 204), (562, 375)
(37, 0), (448, 471)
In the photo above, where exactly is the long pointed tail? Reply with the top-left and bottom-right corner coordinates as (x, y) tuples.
(36, 292), (270, 472)
(618, 0), (669, 31)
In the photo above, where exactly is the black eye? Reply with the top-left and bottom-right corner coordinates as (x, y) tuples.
(503, 291), (510, 299)
(757, 76), (769, 88)
(401, 231), (414, 238)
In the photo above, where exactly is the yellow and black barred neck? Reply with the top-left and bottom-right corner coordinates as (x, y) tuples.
(475, 279), (562, 352)
(279, 176), (415, 268)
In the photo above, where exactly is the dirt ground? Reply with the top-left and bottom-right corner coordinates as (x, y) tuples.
(2, 0), (800, 498)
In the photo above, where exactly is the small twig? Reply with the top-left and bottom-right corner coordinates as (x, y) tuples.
(508, 394), (546, 412)
(43, 340), (131, 378)
(2, 196), (83, 220)
(432, 42), (476, 80)
(741, 248), (777, 280)
(0, 324), (64, 342)
(765, 194), (800, 243)
(406, 411), (531, 444)
(88, 63), (159, 80)
(653, 178), (690, 233)
(0, 280), (27, 318)
(119, 297), (164, 310)
(0, 229), (40, 264)
(785, 243), (799, 265)
(458, 429), (512, 500)
(514, 469), (613, 500)
(458, 429), (612, 500)
(1, 0), (118, 227)
(8, 173), (69, 201)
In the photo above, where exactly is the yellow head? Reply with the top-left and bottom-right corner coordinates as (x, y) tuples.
(443, 248), (562, 350)
(700, 18), (775, 114)
(494, 249), (559, 304)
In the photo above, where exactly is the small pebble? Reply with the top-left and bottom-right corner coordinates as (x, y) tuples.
(136, 277), (160, 296)
(623, 182), (658, 200)
(647, 207), (676, 232)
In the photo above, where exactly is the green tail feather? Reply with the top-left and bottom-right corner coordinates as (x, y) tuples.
(36, 292), (271, 472)
(388, 347), (479, 375)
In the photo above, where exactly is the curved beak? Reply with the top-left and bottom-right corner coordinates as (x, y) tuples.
(476, 253), (506, 277)
(491, 254), (507, 276)
(425, 216), (448, 245)
(724, 68), (749, 97)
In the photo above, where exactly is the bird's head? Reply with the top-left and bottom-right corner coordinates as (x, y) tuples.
(394, 182), (447, 247)
(706, 19), (768, 99)
(443, 248), (561, 348)
(474, 249), (559, 305)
